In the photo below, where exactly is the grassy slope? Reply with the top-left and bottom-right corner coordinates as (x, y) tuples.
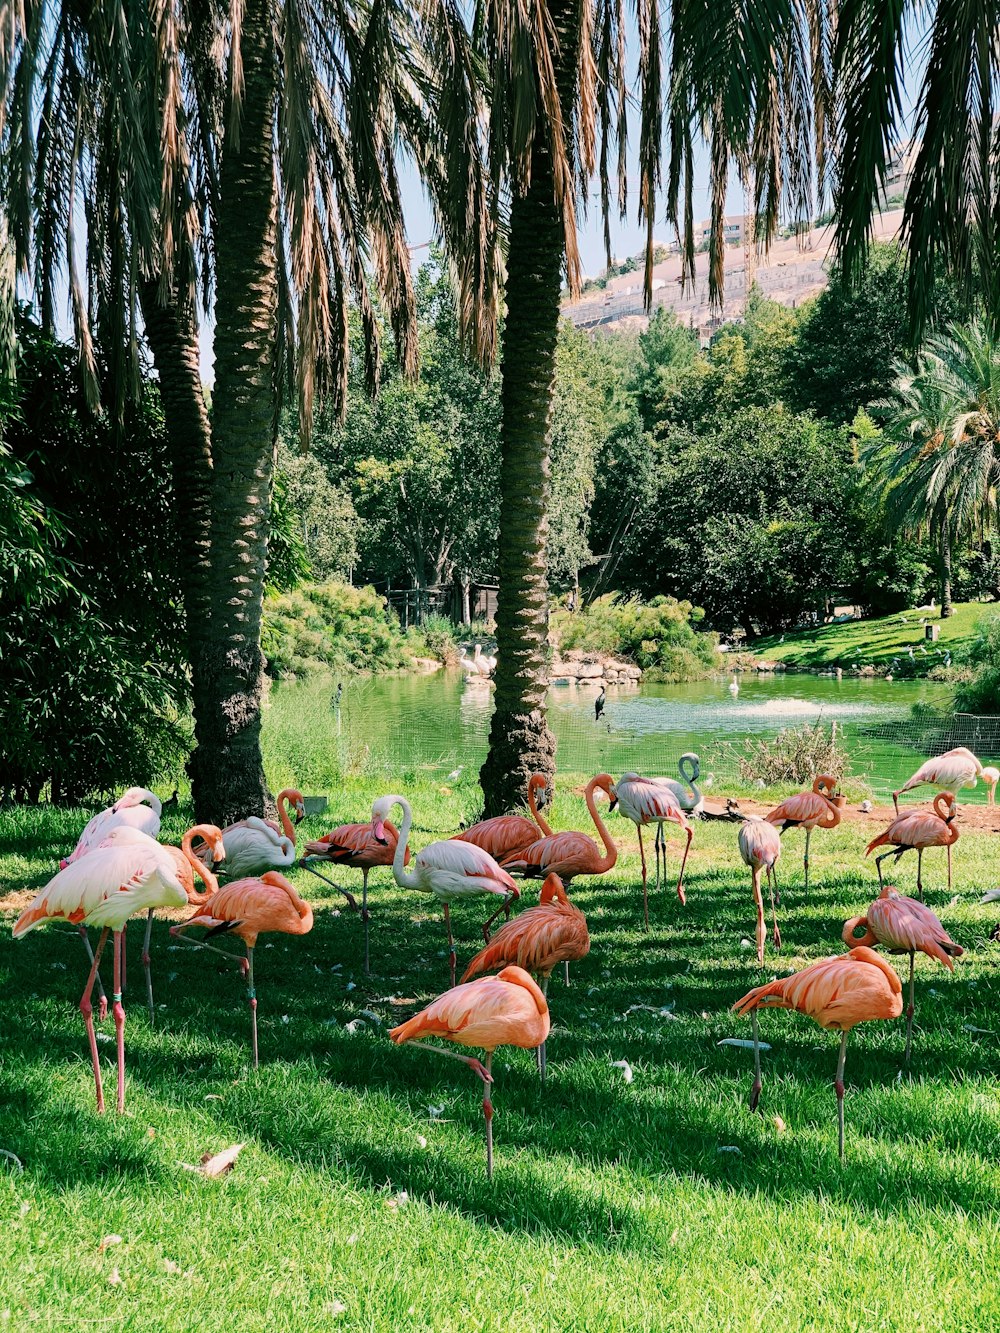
(753, 601), (989, 672)
(2, 780), (1000, 1332)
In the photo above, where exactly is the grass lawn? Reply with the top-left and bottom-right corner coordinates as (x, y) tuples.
(3, 776), (1000, 1331)
(753, 600), (992, 673)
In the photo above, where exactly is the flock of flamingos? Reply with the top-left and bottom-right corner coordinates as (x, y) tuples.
(9, 744), (996, 1174)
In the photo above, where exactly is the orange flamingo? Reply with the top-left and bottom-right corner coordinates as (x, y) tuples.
(893, 746), (983, 814)
(374, 795), (519, 986)
(452, 772), (554, 861)
(615, 773), (692, 924)
(843, 885), (963, 1065)
(139, 822), (226, 1024)
(171, 871), (313, 1067)
(765, 775), (843, 893)
(196, 788), (305, 878)
(302, 819), (409, 973)
(13, 826), (189, 1113)
(733, 946), (903, 1159)
(737, 816), (782, 963)
(389, 965), (549, 1178)
(461, 873), (589, 1082)
(499, 773), (617, 885)
(865, 792), (959, 898)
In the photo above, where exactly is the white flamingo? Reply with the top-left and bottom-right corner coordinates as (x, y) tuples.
(61, 787), (162, 867)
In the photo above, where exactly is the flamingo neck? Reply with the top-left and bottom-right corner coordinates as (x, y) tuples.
(841, 914), (877, 948)
(389, 798), (421, 889)
(586, 783), (617, 871)
(528, 780), (554, 837)
(182, 826), (219, 903)
(679, 757), (701, 805)
(276, 792), (297, 842)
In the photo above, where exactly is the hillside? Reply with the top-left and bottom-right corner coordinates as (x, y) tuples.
(752, 601), (991, 673)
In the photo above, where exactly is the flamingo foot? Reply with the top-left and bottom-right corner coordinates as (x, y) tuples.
(749, 1077), (762, 1114)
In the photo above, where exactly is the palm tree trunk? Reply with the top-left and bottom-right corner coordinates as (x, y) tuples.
(189, 0), (277, 823)
(138, 278), (214, 759)
(479, 0), (577, 816)
(941, 527), (954, 617)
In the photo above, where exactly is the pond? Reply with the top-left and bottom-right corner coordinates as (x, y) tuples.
(266, 670), (988, 800)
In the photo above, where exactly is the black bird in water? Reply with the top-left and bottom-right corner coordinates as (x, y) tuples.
(594, 685), (606, 723)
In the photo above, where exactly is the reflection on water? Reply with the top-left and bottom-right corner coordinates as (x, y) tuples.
(274, 670), (963, 798)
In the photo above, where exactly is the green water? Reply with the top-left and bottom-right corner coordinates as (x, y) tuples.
(266, 670), (982, 799)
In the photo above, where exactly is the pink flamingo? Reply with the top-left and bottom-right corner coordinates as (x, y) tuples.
(374, 795), (519, 986)
(893, 747), (984, 814)
(196, 788), (305, 878)
(13, 827), (189, 1112)
(738, 816), (782, 963)
(843, 885), (962, 1064)
(61, 787), (162, 866)
(765, 775), (843, 893)
(866, 792), (959, 898)
(452, 772), (554, 861)
(499, 774), (618, 885)
(614, 773), (691, 925)
(302, 819), (410, 972)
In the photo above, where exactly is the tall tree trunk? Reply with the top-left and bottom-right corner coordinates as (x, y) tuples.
(479, 0), (576, 816)
(138, 278), (214, 764)
(190, 0), (277, 823)
(940, 527), (954, 617)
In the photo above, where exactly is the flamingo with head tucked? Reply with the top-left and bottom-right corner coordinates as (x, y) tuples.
(843, 885), (962, 1065)
(197, 788), (305, 879)
(765, 775), (843, 893)
(983, 766), (1000, 806)
(866, 792), (959, 898)
(374, 795), (519, 986)
(615, 773), (690, 925)
(893, 746), (984, 814)
(452, 773), (554, 862)
(61, 787), (162, 867)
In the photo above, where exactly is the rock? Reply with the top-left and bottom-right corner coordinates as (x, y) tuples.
(623, 665), (643, 680)
(576, 662), (604, 680)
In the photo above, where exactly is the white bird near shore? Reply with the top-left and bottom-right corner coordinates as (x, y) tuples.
(728, 676), (740, 697)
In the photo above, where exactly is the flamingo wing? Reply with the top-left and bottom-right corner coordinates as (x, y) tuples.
(867, 891), (962, 967)
(867, 811), (950, 853)
(500, 831), (600, 878)
(617, 778), (684, 826)
(390, 967), (549, 1049)
(733, 947), (902, 1030)
(453, 815), (539, 861)
(461, 900), (589, 981)
(15, 842), (185, 936)
(418, 839), (518, 896)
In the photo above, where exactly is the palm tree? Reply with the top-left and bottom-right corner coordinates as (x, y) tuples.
(1, 0), (498, 820)
(865, 321), (1000, 616)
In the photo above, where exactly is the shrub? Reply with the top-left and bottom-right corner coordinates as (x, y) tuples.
(551, 593), (719, 681)
(953, 616), (1000, 713)
(263, 581), (411, 677)
(715, 721), (851, 786)
(406, 614), (462, 666)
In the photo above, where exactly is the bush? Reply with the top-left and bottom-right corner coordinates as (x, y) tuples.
(552, 593), (719, 681)
(405, 614), (463, 666)
(263, 581), (411, 677)
(953, 616), (1000, 713)
(714, 721), (851, 786)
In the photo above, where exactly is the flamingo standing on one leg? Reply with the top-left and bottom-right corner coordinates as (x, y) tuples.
(732, 946), (903, 1159)
(13, 829), (189, 1113)
(614, 774), (691, 925)
(461, 873), (589, 1083)
(892, 747), (984, 814)
(171, 872), (313, 1067)
(843, 885), (962, 1065)
(865, 793), (959, 899)
(389, 965), (549, 1179)
(373, 795), (519, 986)
(301, 819), (409, 973)
(452, 773), (554, 862)
(738, 816), (782, 963)
(764, 775), (843, 894)
(196, 788), (305, 879)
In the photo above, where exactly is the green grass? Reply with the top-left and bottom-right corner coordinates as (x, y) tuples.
(3, 779), (1000, 1331)
(753, 600), (990, 673)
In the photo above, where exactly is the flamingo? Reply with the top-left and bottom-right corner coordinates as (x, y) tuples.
(865, 792), (959, 899)
(389, 965), (549, 1179)
(652, 753), (705, 816)
(13, 828), (189, 1112)
(728, 676), (739, 696)
(197, 788), (305, 878)
(892, 747), (984, 814)
(461, 872), (589, 1082)
(983, 766), (1000, 806)
(737, 816), (782, 963)
(615, 773), (691, 926)
(843, 885), (962, 1065)
(61, 787), (162, 866)
(374, 795), (519, 986)
(764, 775), (843, 893)
(452, 773), (554, 862)
(733, 946), (903, 1159)
(301, 819), (410, 972)
(500, 774), (618, 885)
(171, 872), (313, 1067)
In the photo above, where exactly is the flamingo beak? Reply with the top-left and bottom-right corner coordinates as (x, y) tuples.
(295, 803), (305, 824)
(373, 819), (388, 845)
(608, 789), (618, 811)
(212, 840), (226, 864)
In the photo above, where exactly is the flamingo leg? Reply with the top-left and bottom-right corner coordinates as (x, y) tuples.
(947, 840), (952, 893)
(142, 908), (155, 1026)
(79, 926), (108, 1021)
(834, 1030), (849, 1161)
(904, 950), (916, 1068)
(112, 931), (126, 1114)
(637, 826), (649, 930)
(803, 827), (811, 894)
(481, 893), (515, 944)
(772, 861), (781, 908)
(752, 868), (765, 965)
(80, 927), (110, 1114)
(444, 903), (456, 987)
(361, 867), (370, 976)
(484, 1050), (494, 1180)
(654, 825), (663, 896)
(916, 847), (923, 901)
(675, 827), (691, 906)
(750, 1010), (762, 1113)
(537, 975), (549, 1086)
(767, 867), (781, 951)
(170, 928), (246, 966)
(247, 945), (259, 1069)
(300, 861), (359, 911)
(874, 851), (892, 888)
(563, 960), (570, 988)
